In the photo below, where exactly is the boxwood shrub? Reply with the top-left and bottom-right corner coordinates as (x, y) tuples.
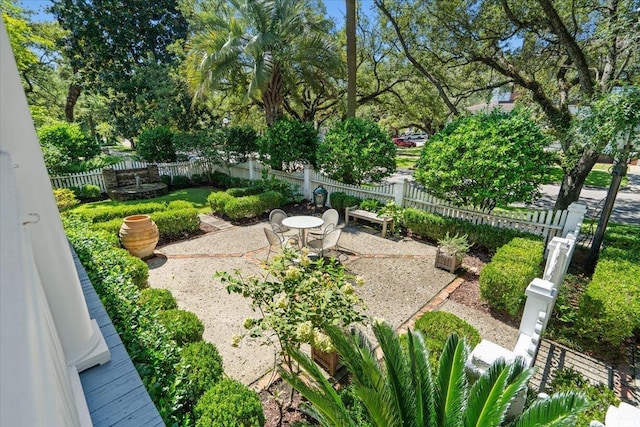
(175, 342), (224, 416)
(208, 191), (234, 214)
(139, 288), (178, 311)
(330, 191), (362, 215)
(412, 311), (481, 367)
(227, 186), (265, 198)
(403, 208), (537, 252)
(157, 309), (205, 346)
(151, 208), (200, 239)
(194, 379), (265, 427)
(171, 175), (192, 189)
(72, 201), (167, 223)
(223, 190), (284, 220)
(479, 237), (544, 315)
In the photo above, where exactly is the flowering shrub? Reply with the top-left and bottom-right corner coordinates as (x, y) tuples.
(217, 248), (367, 360)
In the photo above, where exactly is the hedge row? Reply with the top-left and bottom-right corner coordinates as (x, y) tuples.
(63, 218), (264, 426)
(208, 189), (284, 220)
(479, 237), (545, 315)
(329, 191), (363, 214)
(575, 224), (640, 348)
(403, 208), (538, 252)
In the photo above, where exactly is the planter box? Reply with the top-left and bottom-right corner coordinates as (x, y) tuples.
(435, 247), (462, 273)
(311, 347), (341, 376)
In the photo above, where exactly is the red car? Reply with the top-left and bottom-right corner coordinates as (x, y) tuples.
(392, 136), (416, 148)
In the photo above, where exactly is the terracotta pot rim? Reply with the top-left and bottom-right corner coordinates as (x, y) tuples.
(124, 214), (151, 222)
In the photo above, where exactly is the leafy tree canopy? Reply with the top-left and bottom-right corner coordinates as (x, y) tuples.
(37, 121), (101, 174)
(317, 117), (397, 184)
(258, 117), (318, 170)
(414, 108), (554, 212)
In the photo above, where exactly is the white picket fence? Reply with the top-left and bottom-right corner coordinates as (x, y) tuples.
(50, 159), (216, 193)
(51, 158), (579, 241)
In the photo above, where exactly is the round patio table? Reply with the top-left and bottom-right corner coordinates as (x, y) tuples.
(282, 216), (324, 248)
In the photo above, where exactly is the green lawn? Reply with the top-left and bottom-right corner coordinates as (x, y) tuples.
(74, 187), (216, 214)
(396, 146), (422, 169)
(545, 165), (628, 188)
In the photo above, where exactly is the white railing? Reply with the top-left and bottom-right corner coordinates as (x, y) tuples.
(50, 158), (579, 242)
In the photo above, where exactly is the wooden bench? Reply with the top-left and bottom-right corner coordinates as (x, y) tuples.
(345, 206), (394, 238)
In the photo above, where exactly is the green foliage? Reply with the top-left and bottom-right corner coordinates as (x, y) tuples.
(161, 174), (172, 186)
(210, 171), (253, 189)
(62, 217), (180, 423)
(226, 186), (265, 198)
(157, 309), (205, 346)
(80, 184), (101, 199)
(317, 117), (397, 184)
(151, 208), (200, 239)
(259, 118), (318, 170)
(403, 208), (535, 252)
(174, 341), (224, 418)
(171, 175), (192, 189)
(137, 126), (177, 162)
(138, 288), (178, 311)
(53, 188), (79, 211)
(219, 248), (367, 358)
(412, 311), (481, 368)
(37, 122), (101, 174)
(72, 201), (168, 223)
(548, 368), (619, 426)
(194, 379), (265, 427)
(222, 125), (259, 164)
(414, 109), (553, 211)
(437, 232), (471, 260)
(359, 198), (382, 212)
(576, 258), (640, 349)
(329, 192), (362, 215)
(480, 238), (545, 315)
(208, 191), (234, 215)
(223, 191), (284, 220)
(281, 322), (588, 427)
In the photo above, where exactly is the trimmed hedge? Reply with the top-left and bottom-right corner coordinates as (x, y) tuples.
(63, 217), (180, 423)
(479, 237), (544, 315)
(208, 191), (234, 215)
(576, 258), (640, 348)
(330, 191), (362, 215)
(412, 311), (481, 368)
(403, 208), (537, 252)
(195, 379), (265, 427)
(157, 309), (205, 346)
(139, 288), (178, 311)
(72, 201), (168, 223)
(221, 190), (284, 220)
(175, 342), (224, 416)
(211, 171), (253, 190)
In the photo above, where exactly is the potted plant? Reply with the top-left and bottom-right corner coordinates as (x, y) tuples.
(435, 232), (470, 273)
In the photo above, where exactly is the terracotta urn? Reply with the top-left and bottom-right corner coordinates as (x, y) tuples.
(119, 214), (159, 259)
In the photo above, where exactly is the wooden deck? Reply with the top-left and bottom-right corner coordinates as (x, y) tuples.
(74, 249), (164, 426)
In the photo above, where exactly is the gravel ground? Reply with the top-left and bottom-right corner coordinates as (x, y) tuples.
(148, 215), (518, 389)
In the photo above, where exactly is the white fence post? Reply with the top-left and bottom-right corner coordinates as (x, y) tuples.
(562, 202), (587, 237)
(394, 179), (407, 207)
(543, 237), (571, 290)
(249, 157), (255, 181)
(303, 165), (312, 200)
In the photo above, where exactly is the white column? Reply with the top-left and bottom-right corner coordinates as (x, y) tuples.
(520, 279), (556, 339)
(543, 237), (570, 290)
(0, 22), (109, 371)
(562, 202), (587, 237)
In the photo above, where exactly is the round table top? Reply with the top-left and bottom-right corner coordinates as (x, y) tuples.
(281, 215), (324, 229)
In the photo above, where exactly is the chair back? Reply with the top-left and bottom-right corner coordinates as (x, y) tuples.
(264, 227), (282, 246)
(321, 209), (339, 229)
(269, 209), (289, 232)
(322, 228), (342, 251)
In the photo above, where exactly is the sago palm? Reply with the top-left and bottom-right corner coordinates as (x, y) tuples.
(185, 0), (341, 125)
(280, 322), (588, 426)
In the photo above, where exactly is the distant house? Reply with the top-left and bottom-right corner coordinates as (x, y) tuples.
(467, 88), (518, 113)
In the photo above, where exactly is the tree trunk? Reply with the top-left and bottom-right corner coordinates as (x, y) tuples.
(554, 149), (600, 211)
(346, 0), (357, 118)
(64, 83), (82, 123)
(264, 64), (284, 126)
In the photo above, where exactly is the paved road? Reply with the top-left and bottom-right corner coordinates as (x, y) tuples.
(387, 166), (640, 225)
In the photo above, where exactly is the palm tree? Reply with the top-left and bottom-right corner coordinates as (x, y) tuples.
(280, 322), (588, 426)
(185, 0), (341, 126)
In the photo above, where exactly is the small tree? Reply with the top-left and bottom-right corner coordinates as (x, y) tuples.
(137, 126), (177, 162)
(317, 117), (397, 184)
(258, 118), (318, 171)
(217, 248), (367, 369)
(37, 122), (101, 174)
(414, 109), (554, 212)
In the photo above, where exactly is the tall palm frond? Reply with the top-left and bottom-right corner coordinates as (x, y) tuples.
(435, 333), (469, 426)
(512, 391), (589, 427)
